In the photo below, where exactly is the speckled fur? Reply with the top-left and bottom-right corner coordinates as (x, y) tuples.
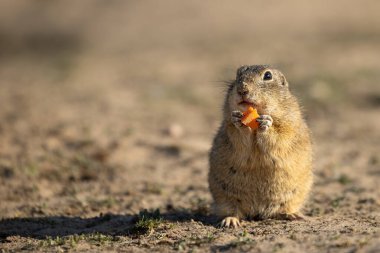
(208, 65), (313, 224)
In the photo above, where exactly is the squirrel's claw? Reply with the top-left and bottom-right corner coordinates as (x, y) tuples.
(231, 110), (244, 128)
(257, 115), (273, 131)
(220, 217), (241, 228)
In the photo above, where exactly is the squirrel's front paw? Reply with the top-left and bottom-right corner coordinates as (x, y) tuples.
(231, 111), (245, 128)
(257, 115), (273, 131)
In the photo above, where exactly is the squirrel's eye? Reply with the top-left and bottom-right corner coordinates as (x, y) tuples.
(263, 71), (272, 81)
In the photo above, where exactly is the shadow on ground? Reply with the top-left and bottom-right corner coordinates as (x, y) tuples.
(0, 210), (217, 241)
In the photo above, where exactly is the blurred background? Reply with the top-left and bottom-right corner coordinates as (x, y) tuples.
(0, 0), (379, 251)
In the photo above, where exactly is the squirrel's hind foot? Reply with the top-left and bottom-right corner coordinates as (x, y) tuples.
(274, 213), (305, 221)
(220, 216), (241, 228)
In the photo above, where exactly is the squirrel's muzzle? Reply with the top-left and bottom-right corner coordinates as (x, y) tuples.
(237, 82), (249, 96)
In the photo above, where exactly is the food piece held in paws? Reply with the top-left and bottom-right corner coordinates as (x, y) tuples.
(241, 106), (260, 129)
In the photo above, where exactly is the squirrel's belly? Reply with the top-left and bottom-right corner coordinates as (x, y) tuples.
(228, 170), (300, 218)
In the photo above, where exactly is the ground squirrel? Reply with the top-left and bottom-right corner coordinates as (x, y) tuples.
(208, 65), (312, 228)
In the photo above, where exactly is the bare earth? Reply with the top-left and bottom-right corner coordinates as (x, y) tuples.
(0, 1), (379, 252)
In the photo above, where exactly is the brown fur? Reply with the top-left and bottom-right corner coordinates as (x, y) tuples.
(208, 65), (312, 226)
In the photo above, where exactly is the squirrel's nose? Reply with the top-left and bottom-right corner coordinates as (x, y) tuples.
(237, 82), (249, 96)
(238, 89), (249, 96)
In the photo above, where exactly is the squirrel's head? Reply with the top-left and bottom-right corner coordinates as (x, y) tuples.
(226, 65), (293, 116)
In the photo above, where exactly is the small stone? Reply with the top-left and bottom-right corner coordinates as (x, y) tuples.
(166, 123), (184, 138)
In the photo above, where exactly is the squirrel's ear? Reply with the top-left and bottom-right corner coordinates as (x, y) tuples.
(280, 73), (289, 87)
(236, 65), (248, 78)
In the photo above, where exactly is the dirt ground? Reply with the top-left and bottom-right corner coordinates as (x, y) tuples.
(0, 1), (379, 252)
